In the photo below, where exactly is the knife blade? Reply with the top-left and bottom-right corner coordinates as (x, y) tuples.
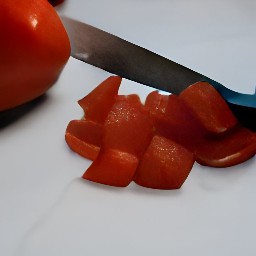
(60, 16), (256, 130)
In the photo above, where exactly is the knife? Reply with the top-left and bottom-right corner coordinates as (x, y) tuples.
(60, 16), (256, 130)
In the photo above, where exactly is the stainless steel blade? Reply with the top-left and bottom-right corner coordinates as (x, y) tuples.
(61, 16), (256, 110)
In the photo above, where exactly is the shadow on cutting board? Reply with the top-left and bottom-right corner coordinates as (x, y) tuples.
(0, 95), (48, 129)
(228, 103), (256, 132)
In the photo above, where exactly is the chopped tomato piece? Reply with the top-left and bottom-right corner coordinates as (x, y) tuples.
(82, 95), (154, 187)
(145, 91), (169, 117)
(83, 149), (139, 187)
(65, 76), (121, 161)
(146, 92), (205, 151)
(179, 82), (238, 134)
(133, 135), (195, 189)
(144, 89), (256, 168)
(65, 120), (103, 161)
(119, 94), (143, 107)
(102, 95), (154, 158)
(66, 76), (255, 190)
(78, 76), (122, 123)
(195, 127), (256, 167)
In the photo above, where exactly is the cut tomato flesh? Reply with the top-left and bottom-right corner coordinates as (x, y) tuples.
(83, 149), (139, 187)
(134, 135), (195, 189)
(195, 127), (256, 167)
(102, 95), (154, 158)
(82, 95), (154, 187)
(66, 76), (255, 189)
(179, 82), (238, 134)
(65, 76), (122, 160)
(146, 93), (205, 151)
(145, 91), (169, 117)
(65, 120), (103, 160)
(78, 76), (122, 124)
(144, 88), (256, 168)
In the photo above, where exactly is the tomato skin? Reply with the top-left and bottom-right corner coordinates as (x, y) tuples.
(0, 0), (70, 111)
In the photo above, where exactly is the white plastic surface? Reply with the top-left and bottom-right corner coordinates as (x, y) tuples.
(1, 1), (256, 255)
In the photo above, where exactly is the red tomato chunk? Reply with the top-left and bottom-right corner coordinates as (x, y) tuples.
(133, 135), (195, 189)
(83, 95), (154, 187)
(65, 76), (256, 190)
(65, 120), (103, 161)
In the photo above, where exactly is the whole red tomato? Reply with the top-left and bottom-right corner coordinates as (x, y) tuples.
(0, 0), (70, 111)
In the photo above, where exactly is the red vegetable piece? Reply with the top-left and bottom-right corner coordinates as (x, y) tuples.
(83, 149), (139, 187)
(195, 127), (256, 167)
(78, 76), (122, 123)
(65, 120), (103, 161)
(146, 93), (205, 152)
(145, 91), (169, 117)
(179, 82), (238, 134)
(134, 135), (195, 189)
(102, 95), (154, 158)
(0, 0), (70, 111)
(82, 95), (154, 187)
(120, 94), (143, 107)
